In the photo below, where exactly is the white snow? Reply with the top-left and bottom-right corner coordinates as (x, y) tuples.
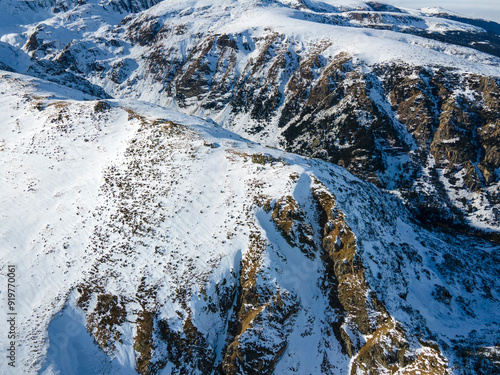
(0, 1), (499, 373)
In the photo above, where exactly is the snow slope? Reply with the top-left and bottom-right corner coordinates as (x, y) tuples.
(1, 0), (500, 236)
(0, 71), (498, 374)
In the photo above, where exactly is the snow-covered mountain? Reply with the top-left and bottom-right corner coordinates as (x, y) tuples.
(0, 69), (498, 375)
(0, 1), (499, 374)
(1, 0), (499, 234)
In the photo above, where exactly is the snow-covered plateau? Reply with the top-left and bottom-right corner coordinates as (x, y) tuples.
(0, 1), (499, 374)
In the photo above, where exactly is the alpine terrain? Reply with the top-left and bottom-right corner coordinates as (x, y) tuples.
(0, 1), (499, 374)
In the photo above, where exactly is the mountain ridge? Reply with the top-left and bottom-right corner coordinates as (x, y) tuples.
(0, 1), (499, 374)
(0, 69), (498, 374)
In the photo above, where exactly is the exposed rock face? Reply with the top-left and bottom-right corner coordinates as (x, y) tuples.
(310, 178), (450, 375)
(379, 65), (500, 231)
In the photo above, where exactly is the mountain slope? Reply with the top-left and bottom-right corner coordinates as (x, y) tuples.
(0, 71), (498, 374)
(1, 0), (499, 234)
